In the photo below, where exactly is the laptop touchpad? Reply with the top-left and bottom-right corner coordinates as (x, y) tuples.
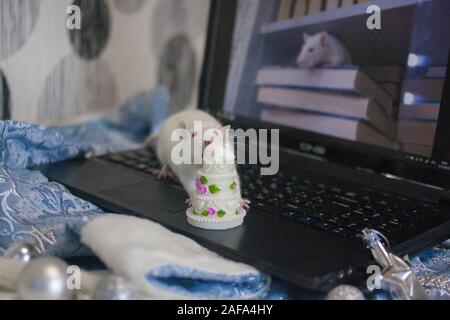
(100, 181), (186, 213)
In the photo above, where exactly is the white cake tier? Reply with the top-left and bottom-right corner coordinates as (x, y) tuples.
(202, 163), (236, 175)
(196, 169), (240, 197)
(192, 193), (242, 217)
(186, 207), (246, 230)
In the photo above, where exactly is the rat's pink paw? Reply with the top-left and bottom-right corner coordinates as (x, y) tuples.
(241, 198), (251, 210)
(150, 166), (173, 179)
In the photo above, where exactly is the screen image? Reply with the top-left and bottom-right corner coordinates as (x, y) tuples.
(224, 0), (450, 158)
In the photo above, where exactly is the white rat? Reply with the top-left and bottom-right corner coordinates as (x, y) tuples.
(149, 109), (225, 195)
(296, 31), (352, 68)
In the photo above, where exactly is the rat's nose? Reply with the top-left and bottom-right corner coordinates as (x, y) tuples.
(204, 140), (212, 147)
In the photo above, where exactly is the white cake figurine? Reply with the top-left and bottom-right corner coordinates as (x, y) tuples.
(186, 143), (247, 230)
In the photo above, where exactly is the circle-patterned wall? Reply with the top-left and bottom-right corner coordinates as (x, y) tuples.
(0, 0), (210, 123)
(151, 0), (188, 55)
(0, 0), (41, 59)
(69, 0), (111, 60)
(158, 34), (196, 113)
(38, 55), (118, 123)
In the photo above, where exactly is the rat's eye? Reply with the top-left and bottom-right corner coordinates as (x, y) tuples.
(308, 48), (314, 53)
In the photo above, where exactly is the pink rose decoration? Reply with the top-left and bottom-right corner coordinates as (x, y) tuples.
(208, 207), (217, 216)
(195, 177), (202, 190)
(195, 176), (208, 194)
(196, 177), (208, 194)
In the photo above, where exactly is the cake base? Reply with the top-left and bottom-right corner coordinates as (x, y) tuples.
(186, 207), (246, 230)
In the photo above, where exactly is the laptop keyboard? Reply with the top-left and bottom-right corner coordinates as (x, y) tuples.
(103, 148), (180, 185)
(239, 166), (439, 244)
(102, 149), (439, 244)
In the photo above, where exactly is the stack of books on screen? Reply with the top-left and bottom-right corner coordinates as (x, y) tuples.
(362, 65), (404, 100)
(276, 0), (370, 21)
(396, 66), (445, 157)
(256, 65), (401, 149)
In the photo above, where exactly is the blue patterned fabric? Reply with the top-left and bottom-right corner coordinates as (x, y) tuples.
(0, 86), (448, 299)
(146, 265), (271, 299)
(55, 89), (170, 157)
(0, 165), (101, 257)
(0, 121), (82, 170)
(412, 248), (450, 300)
(0, 87), (170, 257)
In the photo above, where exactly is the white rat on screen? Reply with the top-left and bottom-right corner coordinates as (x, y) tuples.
(296, 32), (352, 68)
(149, 109), (226, 195)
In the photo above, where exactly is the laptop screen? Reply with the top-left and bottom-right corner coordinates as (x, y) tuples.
(222, 0), (450, 165)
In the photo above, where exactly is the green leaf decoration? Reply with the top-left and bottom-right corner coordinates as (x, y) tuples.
(217, 210), (226, 217)
(235, 210), (239, 215)
(201, 210), (209, 217)
(209, 184), (221, 194)
(230, 181), (236, 190)
(200, 176), (208, 184)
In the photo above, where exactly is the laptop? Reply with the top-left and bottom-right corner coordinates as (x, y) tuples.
(38, 0), (450, 291)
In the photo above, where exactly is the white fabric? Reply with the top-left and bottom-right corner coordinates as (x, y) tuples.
(81, 214), (265, 299)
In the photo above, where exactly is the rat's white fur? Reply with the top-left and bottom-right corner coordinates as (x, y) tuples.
(154, 109), (226, 195)
(296, 32), (352, 68)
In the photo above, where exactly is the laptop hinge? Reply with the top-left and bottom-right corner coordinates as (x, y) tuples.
(378, 172), (450, 204)
(379, 172), (444, 192)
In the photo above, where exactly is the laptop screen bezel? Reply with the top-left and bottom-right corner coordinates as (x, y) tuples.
(199, 0), (450, 191)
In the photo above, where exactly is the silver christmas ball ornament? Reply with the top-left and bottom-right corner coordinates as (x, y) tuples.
(17, 257), (75, 300)
(93, 275), (136, 300)
(3, 241), (39, 262)
(326, 285), (365, 300)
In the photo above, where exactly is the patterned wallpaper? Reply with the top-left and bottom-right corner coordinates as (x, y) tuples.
(0, 0), (210, 124)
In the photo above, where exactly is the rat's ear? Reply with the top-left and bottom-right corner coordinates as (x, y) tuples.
(320, 32), (328, 46)
(303, 33), (310, 41)
(177, 121), (187, 130)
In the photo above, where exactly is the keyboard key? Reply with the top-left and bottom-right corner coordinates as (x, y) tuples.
(312, 222), (331, 231)
(345, 192), (357, 198)
(310, 211), (325, 220)
(295, 214), (312, 224)
(253, 202), (278, 214)
(134, 163), (148, 170)
(282, 203), (300, 211)
(346, 223), (364, 232)
(335, 195), (358, 205)
(388, 220), (402, 228)
(333, 201), (351, 209)
(331, 187), (342, 194)
(279, 211), (296, 219)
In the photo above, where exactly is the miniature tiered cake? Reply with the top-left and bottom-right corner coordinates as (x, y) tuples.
(186, 147), (246, 230)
